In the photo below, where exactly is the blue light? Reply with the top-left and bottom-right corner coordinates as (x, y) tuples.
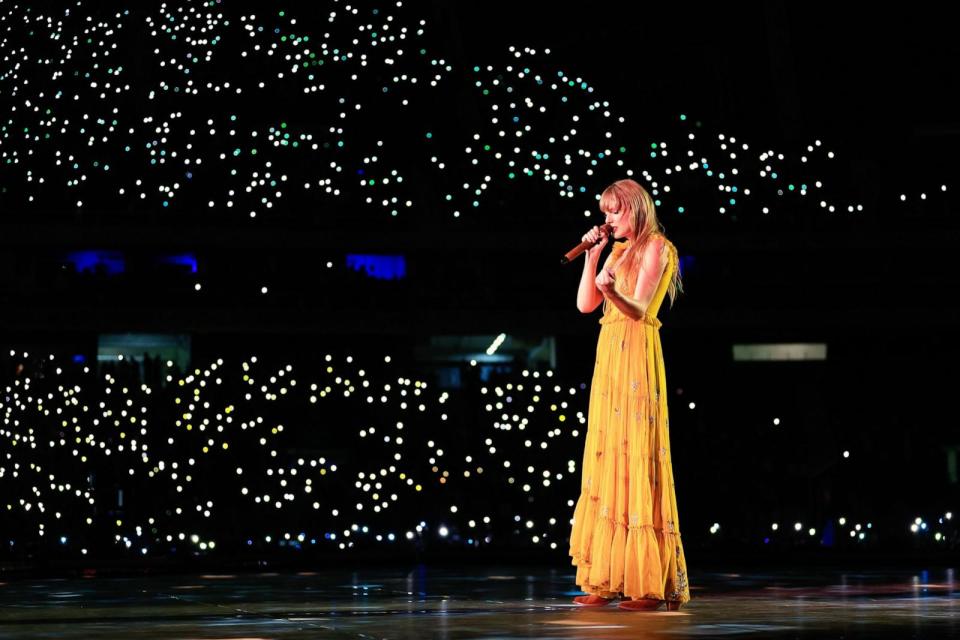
(346, 254), (406, 280)
(157, 253), (198, 273)
(64, 250), (125, 275)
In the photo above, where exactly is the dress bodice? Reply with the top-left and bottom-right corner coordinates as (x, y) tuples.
(599, 234), (678, 328)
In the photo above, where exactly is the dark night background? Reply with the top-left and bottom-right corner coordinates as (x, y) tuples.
(0, 0), (957, 570)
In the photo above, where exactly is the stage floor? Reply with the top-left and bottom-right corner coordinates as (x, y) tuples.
(0, 564), (956, 638)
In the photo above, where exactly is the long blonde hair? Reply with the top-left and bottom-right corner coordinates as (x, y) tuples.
(599, 178), (684, 308)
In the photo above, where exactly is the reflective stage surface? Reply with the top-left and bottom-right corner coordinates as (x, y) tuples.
(0, 564), (956, 639)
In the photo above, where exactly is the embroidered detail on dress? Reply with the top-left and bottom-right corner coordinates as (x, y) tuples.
(649, 414), (655, 425)
(659, 446), (667, 459)
(667, 544), (689, 601)
(666, 520), (676, 533)
(600, 505), (609, 517)
(629, 513), (639, 526)
(631, 380), (640, 392)
(614, 406), (620, 414)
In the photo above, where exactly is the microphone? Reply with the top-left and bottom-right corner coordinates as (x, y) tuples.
(560, 224), (613, 265)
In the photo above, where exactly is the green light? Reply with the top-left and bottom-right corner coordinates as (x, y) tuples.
(619, 146), (626, 153)
(678, 206), (685, 213)
(425, 132), (433, 139)
(484, 145), (490, 151)
(788, 184), (795, 191)
(680, 114), (687, 121)
(651, 143), (658, 149)
(508, 172), (515, 179)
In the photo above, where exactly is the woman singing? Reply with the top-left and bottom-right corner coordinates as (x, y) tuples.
(568, 178), (690, 611)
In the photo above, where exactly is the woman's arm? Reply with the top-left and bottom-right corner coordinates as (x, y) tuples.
(603, 236), (668, 320)
(577, 252), (607, 313)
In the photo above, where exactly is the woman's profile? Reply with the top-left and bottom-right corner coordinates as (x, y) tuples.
(568, 178), (691, 611)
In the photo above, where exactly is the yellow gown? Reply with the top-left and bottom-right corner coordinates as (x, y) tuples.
(568, 233), (691, 604)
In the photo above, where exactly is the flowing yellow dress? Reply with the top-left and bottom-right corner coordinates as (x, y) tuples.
(568, 234), (691, 604)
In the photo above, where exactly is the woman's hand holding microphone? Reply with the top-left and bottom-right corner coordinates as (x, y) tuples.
(582, 225), (609, 260)
(582, 225), (616, 297)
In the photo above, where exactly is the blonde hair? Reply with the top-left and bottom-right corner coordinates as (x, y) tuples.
(599, 178), (684, 308)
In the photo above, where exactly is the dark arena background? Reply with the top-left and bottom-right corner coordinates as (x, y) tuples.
(1, 1), (958, 638)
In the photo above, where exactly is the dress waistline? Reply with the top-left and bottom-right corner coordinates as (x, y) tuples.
(599, 313), (662, 329)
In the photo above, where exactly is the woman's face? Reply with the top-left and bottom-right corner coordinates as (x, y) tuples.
(603, 204), (634, 239)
